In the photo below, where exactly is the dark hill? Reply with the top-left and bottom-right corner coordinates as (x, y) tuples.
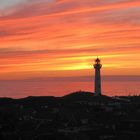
(62, 91), (93, 100)
(62, 91), (114, 103)
(0, 96), (59, 107)
(0, 91), (115, 106)
(0, 92), (140, 140)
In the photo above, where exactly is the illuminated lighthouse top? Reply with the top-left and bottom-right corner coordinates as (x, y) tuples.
(94, 57), (102, 68)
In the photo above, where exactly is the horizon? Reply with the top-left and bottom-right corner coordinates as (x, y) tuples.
(0, 75), (140, 81)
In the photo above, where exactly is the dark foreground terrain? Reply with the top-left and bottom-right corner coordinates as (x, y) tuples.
(0, 91), (140, 140)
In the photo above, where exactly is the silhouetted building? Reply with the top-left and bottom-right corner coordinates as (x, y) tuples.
(94, 57), (102, 96)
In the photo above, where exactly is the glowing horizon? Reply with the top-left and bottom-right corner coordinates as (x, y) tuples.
(0, 0), (140, 80)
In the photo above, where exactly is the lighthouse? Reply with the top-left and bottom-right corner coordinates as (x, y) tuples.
(94, 57), (102, 96)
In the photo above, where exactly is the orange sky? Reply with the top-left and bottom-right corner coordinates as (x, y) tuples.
(0, 0), (140, 80)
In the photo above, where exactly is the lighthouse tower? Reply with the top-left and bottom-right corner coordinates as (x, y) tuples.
(94, 57), (102, 96)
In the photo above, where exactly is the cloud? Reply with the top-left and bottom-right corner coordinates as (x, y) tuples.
(0, 0), (140, 79)
(0, 0), (25, 9)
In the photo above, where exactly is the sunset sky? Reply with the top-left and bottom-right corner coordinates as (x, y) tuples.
(0, 0), (140, 80)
